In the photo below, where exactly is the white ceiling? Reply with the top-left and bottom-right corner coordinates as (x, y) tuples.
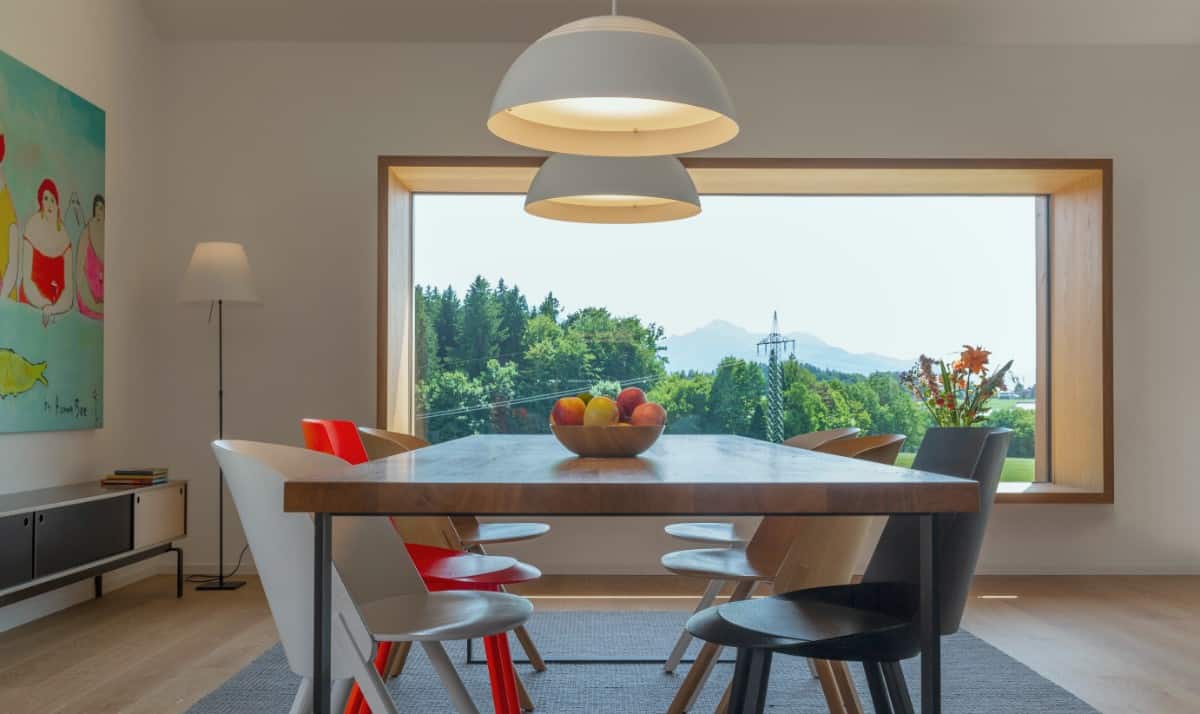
(143, 0), (1200, 45)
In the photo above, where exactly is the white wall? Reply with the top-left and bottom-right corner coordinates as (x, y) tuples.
(153, 39), (1200, 576)
(0, 0), (165, 630)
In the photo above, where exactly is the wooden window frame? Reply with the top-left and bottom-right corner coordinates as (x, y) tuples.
(378, 156), (1114, 505)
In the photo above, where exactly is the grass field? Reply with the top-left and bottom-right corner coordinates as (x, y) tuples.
(894, 451), (1035, 482)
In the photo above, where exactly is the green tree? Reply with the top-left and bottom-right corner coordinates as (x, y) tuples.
(538, 292), (561, 321)
(985, 407), (1035, 458)
(434, 286), (461, 366)
(457, 276), (502, 376)
(562, 307), (666, 385)
(420, 369), (485, 442)
(648, 372), (713, 433)
(496, 280), (530, 360)
(413, 286), (439, 381)
(707, 357), (766, 436)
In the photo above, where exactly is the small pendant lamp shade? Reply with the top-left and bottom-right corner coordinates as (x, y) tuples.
(178, 242), (259, 303)
(489, 16), (738, 156)
(525, 154), (700, 224)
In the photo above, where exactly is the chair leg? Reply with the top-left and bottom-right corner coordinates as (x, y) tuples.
(831, 661), (864, 714)
(512, 625), (547, 672)
(667, 641), (721, 714)
(665, 578), (724, 673)
(807, 657), (821, 679)
(813, 659), (847, 713)
(352, 660), (399, 714)
(861, 662), (894, 714)
(289, 677), (313, 714)
(881, 662), (914, 714)
(668, 579), (755, 713)
(496, 632), (524, 713)
(331, 678), (353, 713)
(513, 669), (534, 712)
(474, 543), (546, 673)
(385, 641), (412, 679)
(422, 640), (482, 714)
(483, 635), (510, 714)
(714, 681), (731, 714)
(728, 648), (772, 714)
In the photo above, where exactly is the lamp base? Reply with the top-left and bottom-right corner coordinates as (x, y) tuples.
(196, 579), (246, 591)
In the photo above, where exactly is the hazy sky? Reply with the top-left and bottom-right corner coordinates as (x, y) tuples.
(414, 194), (1037, 383)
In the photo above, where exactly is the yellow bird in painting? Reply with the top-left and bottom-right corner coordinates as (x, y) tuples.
(0, 348), (49, 398)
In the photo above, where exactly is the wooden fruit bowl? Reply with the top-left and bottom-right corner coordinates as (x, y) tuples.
(550, 424), (665, 458)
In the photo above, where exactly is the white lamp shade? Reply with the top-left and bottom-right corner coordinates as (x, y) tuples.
(489, 16), (738, 157)
(178, 242), (260, 303)
(525, 154), (700, 224)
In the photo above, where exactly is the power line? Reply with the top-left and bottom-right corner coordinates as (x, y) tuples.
(416, 375), (663, 420)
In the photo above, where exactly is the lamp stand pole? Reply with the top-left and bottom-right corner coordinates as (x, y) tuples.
(197, 299), (245, 591)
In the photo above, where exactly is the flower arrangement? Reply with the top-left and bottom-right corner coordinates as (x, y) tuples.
(900, 345), (1014, 427)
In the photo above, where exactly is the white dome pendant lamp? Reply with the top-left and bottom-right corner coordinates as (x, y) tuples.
(489, 1), (738, 157)
(525, 154), (701, 223)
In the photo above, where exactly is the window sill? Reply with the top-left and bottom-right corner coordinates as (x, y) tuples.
(996, 481), (1113, 504)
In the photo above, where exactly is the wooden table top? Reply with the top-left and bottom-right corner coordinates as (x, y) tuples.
(283, 434), (978, 517)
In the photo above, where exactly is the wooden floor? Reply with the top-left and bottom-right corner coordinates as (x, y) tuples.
(0, 575), (1195, 713)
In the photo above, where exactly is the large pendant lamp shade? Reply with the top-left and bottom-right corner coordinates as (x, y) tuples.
(489, 16), (738, 156)
(525, 154), (700, 223)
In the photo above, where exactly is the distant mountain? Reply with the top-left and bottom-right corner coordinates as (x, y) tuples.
(663, 320), (910, 375)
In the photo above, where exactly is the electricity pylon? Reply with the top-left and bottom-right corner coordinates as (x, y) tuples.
(757, 311), (795, 443)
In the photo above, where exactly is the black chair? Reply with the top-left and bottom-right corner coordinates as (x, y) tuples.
(686, 427), (1012, 714)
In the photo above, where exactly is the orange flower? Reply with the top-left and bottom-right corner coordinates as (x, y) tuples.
(959, 345), (990, 375)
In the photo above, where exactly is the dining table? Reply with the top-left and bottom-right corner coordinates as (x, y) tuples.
(282, 433), (980, 714)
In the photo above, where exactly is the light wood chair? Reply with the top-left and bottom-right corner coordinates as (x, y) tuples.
(664, 434), (906, 714)
(661, 427), (863, 674)
(358, 427), (552, 549)
(212, 440), (533, 714)
(662, 429), (862, 552)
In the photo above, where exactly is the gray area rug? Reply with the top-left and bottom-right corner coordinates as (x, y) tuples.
(188, 610), (1096, 713)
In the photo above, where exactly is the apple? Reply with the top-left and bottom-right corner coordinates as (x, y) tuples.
(551, 396), (586, 426)
(583, 396), (621, 426)
(630, 402), (667, 427)
(575, 391), (594, 405)
(616, 387), (647, 421)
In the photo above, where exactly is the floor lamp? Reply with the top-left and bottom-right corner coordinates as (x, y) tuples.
(179, 242), (259, 591)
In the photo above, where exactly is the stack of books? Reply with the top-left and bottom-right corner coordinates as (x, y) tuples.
(101, 468), (168, 487)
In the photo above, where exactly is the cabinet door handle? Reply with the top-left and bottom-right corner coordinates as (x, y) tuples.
(38, 514), (45, 523)
(136, 496), (141, 504)
(23, 516), (29, 527)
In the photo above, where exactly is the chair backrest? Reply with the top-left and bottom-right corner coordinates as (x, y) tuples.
(768, 435), (905, 592)
(302, 418), (369, 465)
(212, 440), (430, 678)
(358, 427), (431, 453)
(814, 433), (907, 465)
(351, 427), (464, 549)
(783, 427), (861, 451)
(358, 428), (410, 461)
(863, 427), (1012, 634)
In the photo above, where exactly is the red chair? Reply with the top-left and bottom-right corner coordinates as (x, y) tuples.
(301, 419), (538, 714)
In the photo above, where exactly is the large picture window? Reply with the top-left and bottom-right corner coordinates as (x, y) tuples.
(379, 157), (1112, 503)
(410, 194), (1040, 482)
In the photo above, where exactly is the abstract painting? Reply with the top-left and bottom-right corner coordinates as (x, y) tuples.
(0, 49), (104, 433)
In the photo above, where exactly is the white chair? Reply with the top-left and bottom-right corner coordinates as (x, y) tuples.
(212, 440), (533, 714)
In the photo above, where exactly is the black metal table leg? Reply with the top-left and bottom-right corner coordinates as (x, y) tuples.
(728, 647), (772, 714)
(94, 575), (103, 598)
(314, 512), (332, 714)
(919, 514), (941, 713)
